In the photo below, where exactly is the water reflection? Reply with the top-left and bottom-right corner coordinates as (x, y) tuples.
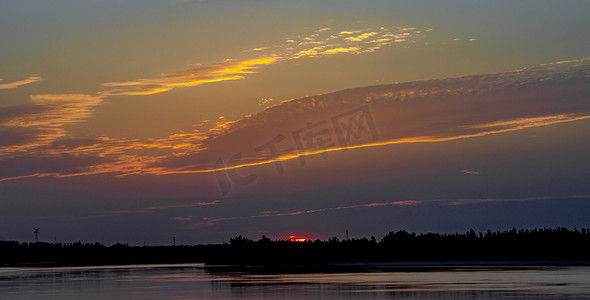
(1, 264), (589, 299)
(206, 266), (590, 300)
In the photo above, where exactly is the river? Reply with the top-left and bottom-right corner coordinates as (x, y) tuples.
(1, 264), (590, 299)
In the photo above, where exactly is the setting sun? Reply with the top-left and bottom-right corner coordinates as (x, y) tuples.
(1, 1), (590, 299)
(289, 236), (308, 242)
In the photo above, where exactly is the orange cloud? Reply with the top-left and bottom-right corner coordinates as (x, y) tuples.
(553, 57), (590, 65)
(5, 59), (588, 182)
(322, 47), (361, 55)
(98, 27), (416, 97)
(0, 75), (42, 89)
(0, 26), (423, 180)
(0, 127), (210, 181)
(12, 94), (103, 127)
(2, 28), (587, 187)
(339, 30), (361, 35)
(0, 94), (104, 154)
(345, 32), (379, 42)
(144, 60), (590, 178)
(100, 57), (279, 96)
(468, 115), (586, 131)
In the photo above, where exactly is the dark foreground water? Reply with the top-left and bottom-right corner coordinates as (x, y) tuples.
(1, 264), (590, 299)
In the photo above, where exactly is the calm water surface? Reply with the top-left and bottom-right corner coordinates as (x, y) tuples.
(1, 264), (590, 299)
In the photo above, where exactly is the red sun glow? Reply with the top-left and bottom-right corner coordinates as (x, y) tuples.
(289, 235), (308, 242)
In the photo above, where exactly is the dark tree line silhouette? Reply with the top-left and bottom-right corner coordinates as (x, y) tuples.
(0, 241), (207, 267)
(1, 227), (590, 267)
(206, 227), (590, 266)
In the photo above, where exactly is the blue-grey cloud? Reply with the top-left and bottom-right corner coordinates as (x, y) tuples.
(150, 59), (590, 174)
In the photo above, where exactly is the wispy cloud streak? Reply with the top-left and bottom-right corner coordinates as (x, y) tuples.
(113, 199), (219, 215)
(462, 170), (480, 175)
(3, 94), (103, 128)
(0, 75), (42, 89)
(190, 200), (422, 227)
(186, 195), (590, 227)
(440, 195), (590, 205)
(0, 94), (103, 154)
(99, 26), (419, 97)
(100, 57), (279, 96)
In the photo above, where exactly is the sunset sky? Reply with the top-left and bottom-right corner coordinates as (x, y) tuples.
(1, 0), (590, 245)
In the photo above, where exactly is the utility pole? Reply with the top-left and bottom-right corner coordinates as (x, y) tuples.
(34, 228), (39, 243)
(173, 236), (176, 246)
(346, 229), (349, 240)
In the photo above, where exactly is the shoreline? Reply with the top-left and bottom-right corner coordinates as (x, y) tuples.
(6, 260), (590, 270)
